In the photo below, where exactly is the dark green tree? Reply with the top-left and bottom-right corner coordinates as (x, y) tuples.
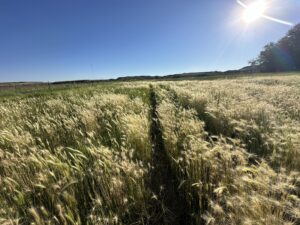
(251, 24), (300, 72)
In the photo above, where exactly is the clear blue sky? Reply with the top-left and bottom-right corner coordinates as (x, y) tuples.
(0, 0), (299, 82)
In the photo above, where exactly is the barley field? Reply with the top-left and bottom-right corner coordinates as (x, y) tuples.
(0, 74), (299, 225)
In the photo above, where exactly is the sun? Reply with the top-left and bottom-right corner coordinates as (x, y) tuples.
(243, 0), (267, 23)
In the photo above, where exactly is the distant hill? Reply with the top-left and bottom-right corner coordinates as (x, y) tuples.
(0, 68), (253, 89)
(52, 69), (247, 84)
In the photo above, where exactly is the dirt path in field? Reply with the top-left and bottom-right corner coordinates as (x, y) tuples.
(148, 86), (190, 225)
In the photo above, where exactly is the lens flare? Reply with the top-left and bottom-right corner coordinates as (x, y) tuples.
(243, 0), (267, 23)
(237, 0), (294, 26)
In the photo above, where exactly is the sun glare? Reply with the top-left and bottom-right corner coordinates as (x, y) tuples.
(243, 0), (267, 23)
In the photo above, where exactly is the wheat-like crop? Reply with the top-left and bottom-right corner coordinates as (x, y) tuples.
(0, 74), (299, 224)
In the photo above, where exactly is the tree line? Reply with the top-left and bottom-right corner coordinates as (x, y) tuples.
(250, 23), (300, 72)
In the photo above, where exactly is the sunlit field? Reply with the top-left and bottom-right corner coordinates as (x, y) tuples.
(0, 73), (300, 225)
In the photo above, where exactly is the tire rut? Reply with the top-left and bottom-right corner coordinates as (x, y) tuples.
(148, 86), (189, 225)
